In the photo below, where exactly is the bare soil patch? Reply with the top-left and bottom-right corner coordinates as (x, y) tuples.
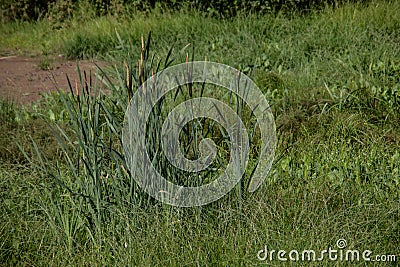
(0, 56), (109, 105)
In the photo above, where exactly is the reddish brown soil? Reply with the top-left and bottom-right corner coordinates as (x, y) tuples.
(0, 56), (109, 105)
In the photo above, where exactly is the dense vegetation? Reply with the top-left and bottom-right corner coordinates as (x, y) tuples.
(1, 0), (399, 265)
(1, 0), (369, 22)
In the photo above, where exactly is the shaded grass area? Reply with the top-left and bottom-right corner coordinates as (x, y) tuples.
(0, 100), (62, 165)
(1, 1), (399, 266)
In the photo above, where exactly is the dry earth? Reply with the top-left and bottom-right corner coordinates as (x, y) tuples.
(0, 55), (109, 105)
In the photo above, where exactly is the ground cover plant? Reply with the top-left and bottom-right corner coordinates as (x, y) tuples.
(0, 0), (399, 265)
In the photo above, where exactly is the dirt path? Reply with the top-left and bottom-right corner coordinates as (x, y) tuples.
(0, 56), (109, 105)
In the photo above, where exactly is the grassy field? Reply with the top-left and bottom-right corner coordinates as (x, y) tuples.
(1, 1), (399, 266)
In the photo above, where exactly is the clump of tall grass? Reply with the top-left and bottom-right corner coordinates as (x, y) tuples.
(22, 32), (265, 249)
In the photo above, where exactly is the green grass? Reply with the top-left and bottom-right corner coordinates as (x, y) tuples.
(1, 1), (399, 266)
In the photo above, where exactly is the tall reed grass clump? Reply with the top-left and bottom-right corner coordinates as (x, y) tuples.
(21, 32), (265, 249)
